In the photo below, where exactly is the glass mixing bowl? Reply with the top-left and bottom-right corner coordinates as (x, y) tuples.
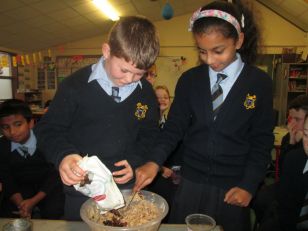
(80, 189), (169, 231)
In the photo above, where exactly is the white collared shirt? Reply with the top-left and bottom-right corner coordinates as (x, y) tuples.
(209, 53), (244, 101)
(303, 159), (308, 174)
(88, 57), (142, 102)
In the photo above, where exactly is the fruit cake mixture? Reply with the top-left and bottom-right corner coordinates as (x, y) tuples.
(88, 192), (159, 227)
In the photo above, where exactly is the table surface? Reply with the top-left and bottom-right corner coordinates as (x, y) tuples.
(0, 218), (222, 231)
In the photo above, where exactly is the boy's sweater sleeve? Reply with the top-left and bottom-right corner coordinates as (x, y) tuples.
(34, 78), (80, 167)
(0, 139), (19, 197)
(124, 83), (160, 169)
(39, 164), (62, 195)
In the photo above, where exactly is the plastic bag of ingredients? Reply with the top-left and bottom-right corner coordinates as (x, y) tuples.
(74, 155), (125, 213)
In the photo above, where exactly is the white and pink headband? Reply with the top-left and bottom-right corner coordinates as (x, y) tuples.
(188, 8), (244, 35)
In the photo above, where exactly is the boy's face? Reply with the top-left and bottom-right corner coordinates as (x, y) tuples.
(0, 114), (34, 144)
(303, 117), (308, 156)
(102, 44), (147, 87)
(288, 108), (306, 132)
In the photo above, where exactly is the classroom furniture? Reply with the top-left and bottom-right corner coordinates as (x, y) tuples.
(274, 63), (308, 125)
(0, 218), (223, 231)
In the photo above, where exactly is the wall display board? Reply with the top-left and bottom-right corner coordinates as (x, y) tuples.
(0, 52), (12, 77)
(56, 55), (101, 85)
(154, 56), (188, 97)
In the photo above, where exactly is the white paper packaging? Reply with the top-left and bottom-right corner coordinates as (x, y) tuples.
(74, 156), (125, 213)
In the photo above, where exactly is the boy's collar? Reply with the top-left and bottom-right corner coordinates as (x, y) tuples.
(88, 57), (142, 88)
(11, 130), (37, 155)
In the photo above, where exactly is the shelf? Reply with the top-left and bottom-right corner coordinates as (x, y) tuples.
(274, 63), (308, 125)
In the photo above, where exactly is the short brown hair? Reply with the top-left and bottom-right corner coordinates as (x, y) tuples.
(108, 16), (160, 70)
(288, 94), (308, 113)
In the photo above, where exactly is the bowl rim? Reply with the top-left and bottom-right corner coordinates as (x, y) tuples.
(80, 189), (169, 230)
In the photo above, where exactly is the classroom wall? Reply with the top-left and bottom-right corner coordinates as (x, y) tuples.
(45, 1), (307, 97)
(1, 1), (304, 100)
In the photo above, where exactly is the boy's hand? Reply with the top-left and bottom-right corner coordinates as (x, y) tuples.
(19, 198), (35, 218)
(112, 160), (133, 184)
(59, 154), (85, 186)
(224, 187), (252, 207)
(133, 162), (159, 192)
(287, 117), (303, 144)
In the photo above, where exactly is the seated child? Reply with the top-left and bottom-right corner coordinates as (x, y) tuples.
(252, 94), (308, 224)
(148, 85), (183, 223)
(0, 99), (64, 219)
(258, 113), (308, 231)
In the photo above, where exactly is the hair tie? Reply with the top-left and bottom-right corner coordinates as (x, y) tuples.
(188, 8), (241, 36)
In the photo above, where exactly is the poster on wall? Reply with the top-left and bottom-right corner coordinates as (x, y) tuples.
(0, 52), (12, 77)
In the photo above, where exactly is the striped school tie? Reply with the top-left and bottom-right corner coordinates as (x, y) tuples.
(212, 73), (227, 119)
(19, 146), (30, 159)
(111, 87), (121, 103)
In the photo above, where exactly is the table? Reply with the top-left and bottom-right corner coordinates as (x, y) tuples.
(0, 218), (222, 231)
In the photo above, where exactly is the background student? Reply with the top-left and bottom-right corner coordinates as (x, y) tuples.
(134, 1), (274, 230)
(149, 85), (183, 223)
(0, 99), (64, 219)
(34, 16), (160, 220)
(258, 113), (308, 231)
(252, 94), (308, 227)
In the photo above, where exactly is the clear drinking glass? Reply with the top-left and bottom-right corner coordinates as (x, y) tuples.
(185, 214), (216, 231)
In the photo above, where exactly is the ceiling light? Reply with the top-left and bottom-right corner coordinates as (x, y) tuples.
(92, 0), (120, 21)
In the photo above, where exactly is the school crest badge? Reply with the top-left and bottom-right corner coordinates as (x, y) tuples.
(135, 103), (148, 120)
(244, 94), (256, 109)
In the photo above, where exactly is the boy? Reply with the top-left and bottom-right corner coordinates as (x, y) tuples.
(279, 94), (308, 172)
(253, 94), (308, 224)
(34, 16), (160, 220)
(258, 114), (308, 231)
(0, 99), (64, 219)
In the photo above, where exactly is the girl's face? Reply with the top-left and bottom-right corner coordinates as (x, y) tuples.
(155, 88), (170, 113)
(194, 30), (244, 72)
(303, 117), (308, 156)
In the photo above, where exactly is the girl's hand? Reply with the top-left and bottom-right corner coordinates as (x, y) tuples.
(112, 160), (133, 184)
(133, 162), (159, 192)
(224, 187), (252, 207)
(161, 166), (173, 178)
(59, 154), (85, 185)
(19, 199), (35, 218)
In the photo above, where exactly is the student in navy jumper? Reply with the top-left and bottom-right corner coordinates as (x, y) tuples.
(252, 94), (308, 224)
(149, 85), (183, 223)
(258, 114), (308, 231)
(0, 99), (64, 219)
(34, 16), (160, 220)
(134, 1), (274, 231)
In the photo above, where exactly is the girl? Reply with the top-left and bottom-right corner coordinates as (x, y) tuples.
(149, 85), (182, 223)
(155, 85), (171, 129)
(134, 1), (274, 230)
